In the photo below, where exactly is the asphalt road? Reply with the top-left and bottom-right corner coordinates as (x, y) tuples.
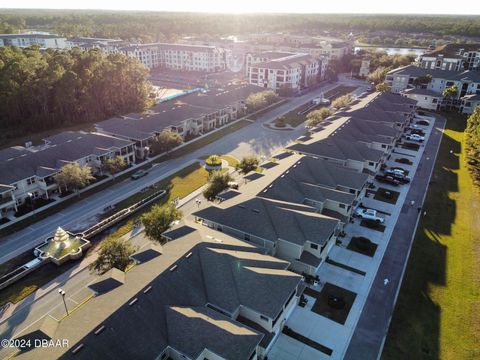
(343, 114), (446, 360)
(0, 77), (367, 265)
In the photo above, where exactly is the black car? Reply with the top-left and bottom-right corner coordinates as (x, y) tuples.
(384, 170), (411, 183)
(375, 174), (400, 186)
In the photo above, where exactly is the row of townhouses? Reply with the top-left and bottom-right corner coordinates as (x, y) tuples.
(386, 64), (480, 113)
(19, 222), (302, 360)
(246, 51), (325, 92)
(96, 84), (264, 159)
(192, 92), (417, 278)
(0, 84), (264, 219)
(0, 132), (136, 218)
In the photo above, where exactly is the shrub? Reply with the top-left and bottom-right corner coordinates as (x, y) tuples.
(332, 94), (354, 110)
(236, 155), (260, 174)
(205, 155), (222, 167)
(275, 116), (287, 127)
(306, 108), (333, 128)
(203, 171), (233, 200)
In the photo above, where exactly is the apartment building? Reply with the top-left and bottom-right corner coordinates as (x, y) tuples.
(193, 153), (341, 275)
(117, 43), (227, 71)
(386, 64), (480, 113)
(21, 225), (302, 360)
(402, 88), (443, 111)
(0, 132), (135, 217)
(247, 52), (320, 93)
(67, 37), (127, 53)
(96, 84), (264, 159)
(259, 156), (369, 225)
(419, 43), (480, 71)
(0, 32), (67, 48)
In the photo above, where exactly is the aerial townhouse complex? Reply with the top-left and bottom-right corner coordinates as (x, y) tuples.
(386, 64), (480, 113)
(0, 132), (135, 219)
(0, 32), (67, 48)
(247, 52), (321, 93)
(418, 43), (480, 71)
(16, 223), (302, 360)
(96, 84), (264, 159)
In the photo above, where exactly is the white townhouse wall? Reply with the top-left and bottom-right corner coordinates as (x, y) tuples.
(0, 33), (67, 49)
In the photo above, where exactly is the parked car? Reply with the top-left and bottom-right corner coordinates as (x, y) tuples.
(375, 174), (400, 186)
(405, 127), (425, 136)
(384, 170), (411, 183)
(405, 133), (425, 142)
(355, 208), (385, 223)
(416, 119), (430, 126)
(131, 169), (149, 180)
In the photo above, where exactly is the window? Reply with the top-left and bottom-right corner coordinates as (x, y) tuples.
(244, 234), (251, 241)
(310, 243), (318, 250)
(349, 189), (356, 194)
(260, 314), (269, 322)
(26, 177), (36, 185)
(339, 203), (346, 209)
(368, 161), (375, 166)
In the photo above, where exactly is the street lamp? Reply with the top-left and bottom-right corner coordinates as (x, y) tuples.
(58, 288), (69, 315)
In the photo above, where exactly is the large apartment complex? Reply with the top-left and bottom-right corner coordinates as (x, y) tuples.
(418, 43), (480, 71)
(0, 32), (67, 48)
(247, 52), (322, 93)
(386, 64), (480, 113)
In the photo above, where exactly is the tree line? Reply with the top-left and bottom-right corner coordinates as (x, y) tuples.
(0, 46), (152, 142)
(1, 10), (480, 40)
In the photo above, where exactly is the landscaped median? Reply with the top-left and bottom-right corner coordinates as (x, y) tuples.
(383, 112), (480, 360)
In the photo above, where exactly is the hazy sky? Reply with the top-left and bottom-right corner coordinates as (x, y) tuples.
(0, 0), (479, 15)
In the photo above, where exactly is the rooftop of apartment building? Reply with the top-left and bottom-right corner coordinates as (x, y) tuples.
(97, 84), (264, 140)
(251, 53), (315, 70)
(421, 43), (480, 58)
(0, 132), (133, 184)
(387, 64), (480, 82)
(16, 223), (301, 360)
(0, 33), (64, 39)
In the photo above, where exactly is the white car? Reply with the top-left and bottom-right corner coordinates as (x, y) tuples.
(355, 208), (385, 223)
(405, 134), (425, 142)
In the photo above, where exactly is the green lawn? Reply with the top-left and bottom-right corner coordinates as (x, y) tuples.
(280, 85), (357, 127)
(248, 99), (288, 120)
(383, 112), (480, 360)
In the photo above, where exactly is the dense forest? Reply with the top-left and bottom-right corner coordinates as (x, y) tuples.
(0, 47), (151, 140)
(0, 11), (480, 42)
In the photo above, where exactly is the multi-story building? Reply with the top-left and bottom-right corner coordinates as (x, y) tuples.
(118, 43), (227, 71)
(19, 224), (302, 360)
(386, 64), (480, 113)
(0, 132), (135, 216)
(419, 43), (480, 71)
(67, 37), (127, 53)
(0, 32), (67, 49)
(96, 84), (264, 159)
(247, 52), (320, 93)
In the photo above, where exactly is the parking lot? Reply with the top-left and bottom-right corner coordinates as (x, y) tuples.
(268, 117), (436, 360)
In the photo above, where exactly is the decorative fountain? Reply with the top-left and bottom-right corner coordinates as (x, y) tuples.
(34, 227), (91, 266)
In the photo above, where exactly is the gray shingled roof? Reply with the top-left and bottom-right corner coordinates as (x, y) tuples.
(288, 137), (384, 163)
(22, 228), (299, 360)
(0, 132), (134, 185)
(193, 197), (339, 247)
(388, 64), (480, 82)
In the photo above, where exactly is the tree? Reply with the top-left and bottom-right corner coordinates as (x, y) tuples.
(376, 82), (391, 93)
(367, 66), (389, 85)
(245, 91), (278, 113)
(102, 156), (126, 181)
(306, 108), (333, 128)
(151, 129), (183, 155)
(203, 171), (233, 200)
(141, 204), (182, 242)
(413, 74), (433, 87)
(89, 237), (137, 274)
(54, 163), (95, 195)
(443, 85), (458, 110)
(465, 106), (480, 182)
(236, 155), (260, 174)
(275, 116), (287, 128)
(332, 94), (354, 110)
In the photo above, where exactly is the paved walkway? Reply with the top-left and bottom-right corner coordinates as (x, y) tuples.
(343, 115), (446, 360)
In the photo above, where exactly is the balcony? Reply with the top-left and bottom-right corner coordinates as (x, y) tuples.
(0, 196), (15, 207)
